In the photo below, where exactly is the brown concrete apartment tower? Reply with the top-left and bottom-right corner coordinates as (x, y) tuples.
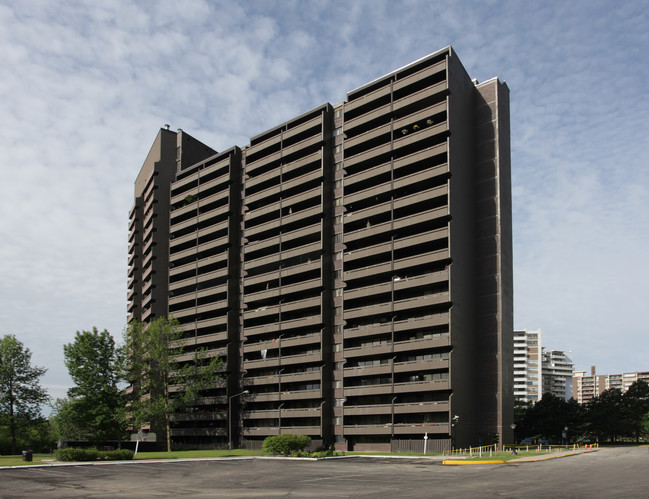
(127, 46), (512, 450)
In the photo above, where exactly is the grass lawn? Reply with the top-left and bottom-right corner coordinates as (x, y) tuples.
(0, 448), (568, 466)
(0, 454), (56, 467)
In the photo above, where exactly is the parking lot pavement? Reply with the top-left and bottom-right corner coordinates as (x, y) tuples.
(1, 447), (647, 498)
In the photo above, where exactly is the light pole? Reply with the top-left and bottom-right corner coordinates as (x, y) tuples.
(511, 423), (517, 452)
(451, 415), (459, 450)
(228, 390), (249, 450)
(563, 426), (568, 446)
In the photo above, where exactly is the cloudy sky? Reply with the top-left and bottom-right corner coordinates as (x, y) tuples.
(1, 0), (648, 406)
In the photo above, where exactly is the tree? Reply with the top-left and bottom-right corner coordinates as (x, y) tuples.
(63, 328), (125, 444)
(586, 388), (624, 443)
(124, 317), (223, 451)
(622, 380), (649, 442)
(514, 394), (583, 443)
(49, 397), (88, 442)
(0, 334), (49, 454)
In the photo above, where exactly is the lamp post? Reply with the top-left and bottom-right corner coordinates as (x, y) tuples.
(563, 426), (568, 446)
(228, 390), (249, 450)
(451, 415), (460, 450)
(277, 403), (284, 435)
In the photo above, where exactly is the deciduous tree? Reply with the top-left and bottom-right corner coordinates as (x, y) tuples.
(0, 334), (49, 454)
(124, 317), (223, 451)
(63, 328), (125, 444)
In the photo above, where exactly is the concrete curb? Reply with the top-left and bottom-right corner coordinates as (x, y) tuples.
(442, 449), (598, 465)
(0, 453), (451, 470)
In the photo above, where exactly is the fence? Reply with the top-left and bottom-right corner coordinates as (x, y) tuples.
(391, 438), (451, 454)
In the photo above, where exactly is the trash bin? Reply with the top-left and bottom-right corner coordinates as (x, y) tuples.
(22, 450), (33, 462)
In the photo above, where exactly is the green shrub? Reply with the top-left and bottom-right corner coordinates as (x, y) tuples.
(262, 434), (311, 455)
(55, 448), (134, 462)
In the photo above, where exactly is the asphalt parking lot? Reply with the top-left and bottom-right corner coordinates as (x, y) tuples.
(1, 447), (647, 498)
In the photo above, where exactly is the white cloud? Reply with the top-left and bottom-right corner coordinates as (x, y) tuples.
(1, 0), (648, 404)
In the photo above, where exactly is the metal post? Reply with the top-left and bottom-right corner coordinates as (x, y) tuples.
(278, 403), (284, 435)
(228, 390), (249, 450)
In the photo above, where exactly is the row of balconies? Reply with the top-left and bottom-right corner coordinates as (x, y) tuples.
(344, 150), (448, 205)
(344, 58), (447, 120)
(171, 164), (230, 205)
(243, 167), (322, 206)
(344, 291), (449, 321)
(343, 334), (450, 358)
(343, 401), (448, 416)
(245, 388), (321, 402)
(244, 134), (323, 177)
(343, 378), (449, 397)
(242, 425), (321, 437)
(246, 114), (323, 165)
(243, 331), (321, 354)
(343, 271), (448, 301)
(244, 223), (321, 257)
(245, 406), (323, 419)
(244, 369), (322, 387)
(342, 422), (448, 436)
(344, 105), (447, 157)
(344, 248), (450, 283)
(344, 358), (448, 378)
(243, 351), (322, 369)
(343, 207), (449, 245)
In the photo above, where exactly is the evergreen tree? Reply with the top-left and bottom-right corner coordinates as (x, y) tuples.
(622, 380), (649, 442)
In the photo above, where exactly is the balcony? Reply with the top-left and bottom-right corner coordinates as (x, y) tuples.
(242, 425), (321, 437)
(345, 84), (391, 116)
(172, 299), (228, 320)
(245, 407), (322, 419)
(247, 388), (321, 402)
(343, 422), (448, 436)
(170, 428), (226, 437)
(343, 401), (449, 416)
(245, 369), (321, 386)
(243, 331), (321, 353)
(243, 351), (322, 369)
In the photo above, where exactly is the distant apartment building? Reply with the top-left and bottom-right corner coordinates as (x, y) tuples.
(513, 329), (542, 402)
(542, 350), (573, 400)
(573, 368), (649, 404)
(127, 46), (513, 451)
(514, 329), (573, 402)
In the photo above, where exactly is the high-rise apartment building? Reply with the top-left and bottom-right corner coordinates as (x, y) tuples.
(513, 329), (542, 402)
(542, 350), (573, 400)
(513, 329), (574, 402)
(127, 46), (513, 451)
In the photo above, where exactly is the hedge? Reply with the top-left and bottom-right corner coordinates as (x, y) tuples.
(262, 434), (311, 455)
(55, 448), (134, 462)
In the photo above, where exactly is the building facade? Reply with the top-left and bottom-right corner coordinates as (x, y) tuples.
(573, 368), (649, 404)
(513, 329), (542, 402)
(542, 350), (574, 400)
(127, 46), (513, 451)
(513, 329), (574, 402)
